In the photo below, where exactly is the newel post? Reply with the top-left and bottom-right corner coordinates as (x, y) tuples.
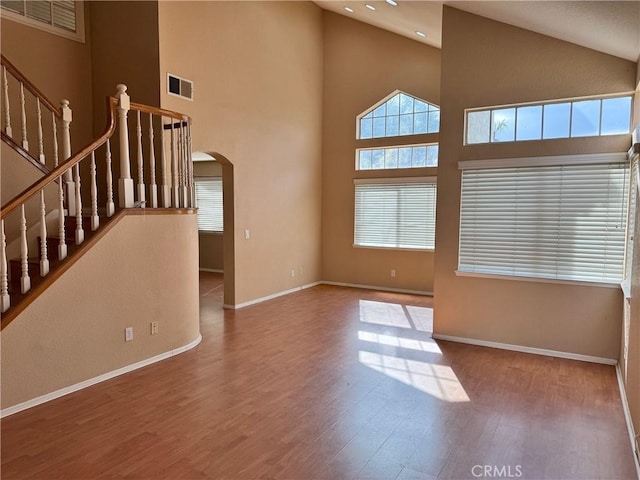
(60, 99), (75, 215)
(116, 84), (134, 208)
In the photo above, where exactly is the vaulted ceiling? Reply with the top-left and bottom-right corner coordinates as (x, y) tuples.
(314, 1), (640, 62)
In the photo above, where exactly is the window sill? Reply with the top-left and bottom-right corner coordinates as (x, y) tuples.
(198, 230), (223, 236)
(353, 244), (434, 253)
(620, 280), (631, 299)
(455, 270), (620, 289)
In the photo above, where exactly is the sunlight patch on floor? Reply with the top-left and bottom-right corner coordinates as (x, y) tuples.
(359, 351), (470, 402)
(358, 300), (433, 331)
(358, 330), (442, 354)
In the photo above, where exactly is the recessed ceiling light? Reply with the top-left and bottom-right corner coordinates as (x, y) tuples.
(344, 6), (354, 12)
(365, 4), (376, 11)
(386, 0), (398, 5)
(416, 31), (426, 38)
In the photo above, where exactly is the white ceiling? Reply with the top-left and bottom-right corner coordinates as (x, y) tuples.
(313, 1), (640, 62)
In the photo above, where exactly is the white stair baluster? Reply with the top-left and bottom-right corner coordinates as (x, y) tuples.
(2, 66), (12, 136)
(171, 121), (179, 207)
(58, 177), (67, 261)
(0, 219), (9, 313)
(106, 139), (115, 217)
(187, 122), (194, 207)
(116, 84), (134, 208)
(39, 190), (49, 276)
(90, 151), (99, 230)
(20, 83), (28, 150)
(52, 112), (58, 167)
(60, 99), (75, 215)
(136, 110), (145, 207)
(161, 117), (171, 208)
(36, 98), (45, 164)
(19, 204), (30, 294)
(180, 124), (187, 208)
(75, 163), (84, 244)
(148, 113), (158, 208)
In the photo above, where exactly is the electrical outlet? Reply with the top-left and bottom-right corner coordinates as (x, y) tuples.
(150, 321), (159, 335)
(245, 229), (250, 240)
(125, 327), (133, 342)
(291, 269), (295, 278)
(391, 269), (396, 277)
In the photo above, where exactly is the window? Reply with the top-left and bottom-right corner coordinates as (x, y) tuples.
(465, 95), (633, 145)
(1, 0), (83, 42)
(357, 144), (438, 170)
(354, 178), (436, 250)
(194, 177), (223, 232)
(358, 91), (440, 139)
(458, 154), (628, 284)
(622, 156), (639, 296)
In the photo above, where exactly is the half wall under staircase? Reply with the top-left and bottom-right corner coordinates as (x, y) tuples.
(0, 56), (201, 415)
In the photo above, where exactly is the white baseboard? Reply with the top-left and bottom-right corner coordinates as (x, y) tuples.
(321, 281), (432, 296)
(199, 268), (223, 273)
(224, 282), (322, 310)
(431, 334), (617, 365)
(0, 334), (203, 418)
(616, 364), (640, 478)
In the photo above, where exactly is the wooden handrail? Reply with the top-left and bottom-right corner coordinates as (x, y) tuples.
(130, 101), (191, 123)
(1, 96), (117, 219)
(0, 132), (50, 175)
(1, 54), (62, 119)
(1, 95), (194, 219)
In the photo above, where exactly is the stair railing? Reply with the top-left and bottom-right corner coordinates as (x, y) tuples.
(0, 83), (194, 315)
(1, 54), (76, 211)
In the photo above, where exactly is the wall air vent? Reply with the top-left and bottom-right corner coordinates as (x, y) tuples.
(167, 73), (193, 101)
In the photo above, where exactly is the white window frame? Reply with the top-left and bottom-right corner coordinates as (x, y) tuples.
(194, 177), (223, 233)
(464, 92), (634, 146)
(1, 0), (85, 43)
(354, 176), (437, 252)
(356, 90), (440, 140)
(622, 154), (639, 297)
(457, 153), (629, 287)
(356, 143), (439, 170)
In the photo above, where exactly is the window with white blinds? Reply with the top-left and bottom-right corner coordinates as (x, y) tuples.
(623, 157), (639, 293)
(194, 177), (223, 232)
(354, 178), (436, 250)
(1, 0), (82, 41)
(458, 157), (629, 284)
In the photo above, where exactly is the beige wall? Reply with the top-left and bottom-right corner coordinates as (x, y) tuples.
(1, 212), (201, 409)
(194, 161), (223, 271)
(321, 12), (441, 293)
(434, 7), (636, 359)
(1, 4), (93, 150)
(158, 1), (323, 306)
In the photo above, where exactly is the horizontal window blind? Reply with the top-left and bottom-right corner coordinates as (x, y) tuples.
(355, 179), (436, 250)
(194, 178), (223, 232)
(2, 0), (77, 32)
(459, 161), (628, 283)
(624, 157), (639, 281)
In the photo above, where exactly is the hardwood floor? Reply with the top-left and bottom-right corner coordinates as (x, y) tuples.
(1, 271), (637, 479)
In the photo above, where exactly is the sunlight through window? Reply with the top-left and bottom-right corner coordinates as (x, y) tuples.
(358, 300), (433, 330)
(358, 331), (442, 354)
(358, 351), (470, 402)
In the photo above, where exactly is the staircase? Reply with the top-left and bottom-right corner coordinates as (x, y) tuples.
(0, 55), (195, 328)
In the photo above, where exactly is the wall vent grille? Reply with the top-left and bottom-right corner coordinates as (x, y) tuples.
(167, 73), (193, 101)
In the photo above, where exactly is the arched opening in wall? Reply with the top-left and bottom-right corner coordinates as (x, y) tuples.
(192, 151), (235, 308)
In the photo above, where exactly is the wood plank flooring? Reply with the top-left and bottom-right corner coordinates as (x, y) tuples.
(1, 272), (637, 479)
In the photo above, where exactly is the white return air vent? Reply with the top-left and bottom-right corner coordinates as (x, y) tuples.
(167, 73), (193, 101)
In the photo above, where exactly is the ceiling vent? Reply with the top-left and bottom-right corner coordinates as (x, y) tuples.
(167, 73), (193, 101)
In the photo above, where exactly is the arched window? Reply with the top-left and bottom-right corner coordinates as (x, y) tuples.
(357, 91), (440, 139)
